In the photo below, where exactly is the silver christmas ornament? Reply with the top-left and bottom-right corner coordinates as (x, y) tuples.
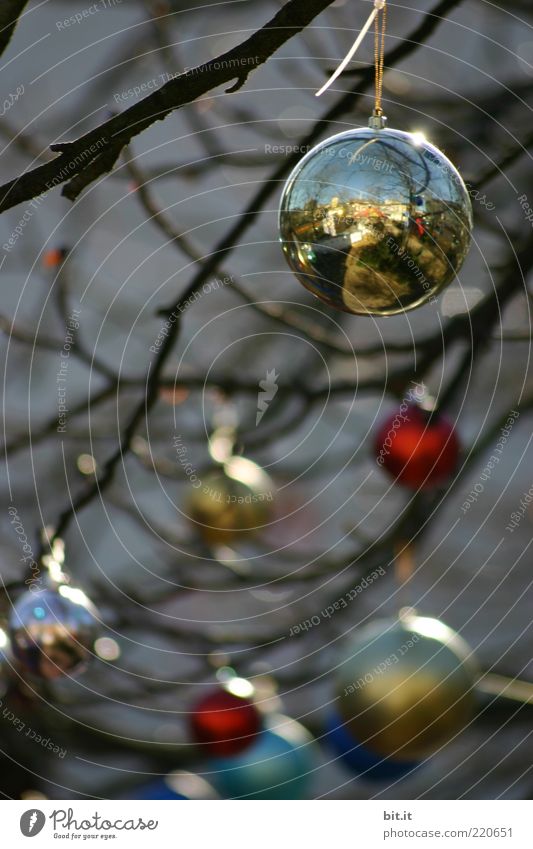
(279, 122), (472, 315)
(9, 586), (99, 679)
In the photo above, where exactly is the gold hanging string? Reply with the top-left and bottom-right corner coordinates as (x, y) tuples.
(373, 0), (387, 116)
(394, 538), (415, 615)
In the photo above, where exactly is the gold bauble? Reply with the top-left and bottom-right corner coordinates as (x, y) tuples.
(279, 127), (472, 315)
(187, 456), (274, 545)
(335, 613), (478, 760)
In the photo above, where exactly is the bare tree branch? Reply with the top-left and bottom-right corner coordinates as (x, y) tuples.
(0, 0), (29, 59)
(0, 0), (339, 212)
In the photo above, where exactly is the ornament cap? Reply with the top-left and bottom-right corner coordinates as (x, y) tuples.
(368, 112), (387, 130)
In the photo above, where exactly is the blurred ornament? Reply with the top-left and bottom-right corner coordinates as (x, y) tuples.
(123, 779), (188, 800)
(9, 586), (99, 679)
(279, 124), (472, 316)
(42, 246), (68, 269)
(190, 681), (261, 756)
(186, 455), (274, 545)
(158, 385), (189, 406)
(120, 770), (218, 800)
(94, 636), (121, 661)
(335, 612), (478, 760)
(324, 710), (419, 781)
(76, 453), (97, 476)
(20, 790), (48, 801)
(374, 402), (460, 488)
(209, 716), (313, 800)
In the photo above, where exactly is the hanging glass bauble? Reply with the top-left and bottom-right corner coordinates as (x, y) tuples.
(375, 402), (460, 488)
(9, 586), (99, 679)
(279, 122), (472, 315)
(189, 686), (261, 756)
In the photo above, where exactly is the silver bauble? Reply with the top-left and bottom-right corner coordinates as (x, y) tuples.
(9, 586), (99, 679)
(279, 127), (472, 315)
(335, 613), (478, 760)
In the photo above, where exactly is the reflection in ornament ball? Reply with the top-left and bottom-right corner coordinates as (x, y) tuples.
(210, 717), (313, 800)
(9, 586), (99, 679)
(335, 614), (478, 760)
(375, 403), (460, 488)
(186, 456), (274, 545)
(324, 710), (419, 782)
(279, 127), (472, 315)
(190, 687), (261, 756)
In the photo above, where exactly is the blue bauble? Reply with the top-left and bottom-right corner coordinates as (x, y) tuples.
(209, 718), (313, 800)
(124, 779), (188, 800)
(118, 771), (219, 800)
(324, 711), (419, 782)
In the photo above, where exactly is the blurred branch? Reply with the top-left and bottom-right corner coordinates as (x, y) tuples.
(142, 0), (225, 162)
(495, 331), (532, 342)
(0, 0), (29, 58)
(473, 129), (533, 187)
(125, 149), (356, 357)
(52, 264), (127, 384)
(0, 120), (52, 163)
(0, 310), (121, 384)
(0, 314), (59, 352)
(437, 235), (533, 408)
(1, 384), (118, 456)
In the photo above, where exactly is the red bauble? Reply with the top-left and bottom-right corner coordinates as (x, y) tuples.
(374, 403), (459, 488)
(189, 689), (261, 756)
